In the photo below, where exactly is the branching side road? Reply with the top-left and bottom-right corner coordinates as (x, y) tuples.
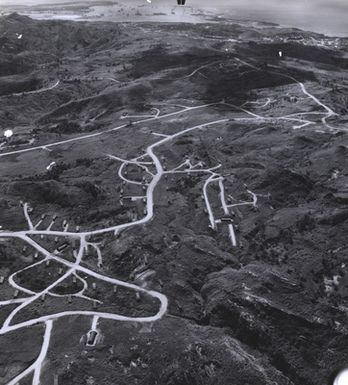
(0, 62), (341, 384)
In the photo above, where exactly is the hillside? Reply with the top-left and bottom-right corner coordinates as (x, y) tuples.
(0, 13), (347, 385)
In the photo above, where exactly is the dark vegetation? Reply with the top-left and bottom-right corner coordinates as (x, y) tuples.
(0, 13), (347, 385)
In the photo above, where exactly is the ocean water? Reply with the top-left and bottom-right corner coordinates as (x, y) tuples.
(0, 0), (347, 37)
(222, 4), (348, 37)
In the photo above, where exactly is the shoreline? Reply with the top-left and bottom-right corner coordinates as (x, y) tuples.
(0, 2), (347, 38)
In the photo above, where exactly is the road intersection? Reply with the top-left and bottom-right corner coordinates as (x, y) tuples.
(0, 59), (341, 384)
